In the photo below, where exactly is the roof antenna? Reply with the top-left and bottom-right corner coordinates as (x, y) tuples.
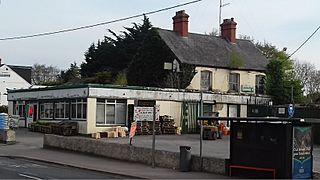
(219, 0), (230, 36)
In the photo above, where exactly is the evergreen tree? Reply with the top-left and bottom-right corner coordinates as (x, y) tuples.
(127, 28), (195, 88)
(80, 15), (153, 82)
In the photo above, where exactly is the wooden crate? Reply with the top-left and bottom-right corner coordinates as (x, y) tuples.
(118, 131), (126, 137)
(91, 132), (101, 139)
(107, 131), (118, 138)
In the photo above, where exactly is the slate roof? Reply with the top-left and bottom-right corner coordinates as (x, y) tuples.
(157, 28), (268, 72)
(7, 65), (32, 84)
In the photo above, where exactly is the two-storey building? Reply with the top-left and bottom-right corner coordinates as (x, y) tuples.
(0, 59), (31, 106)
(7, 11), (270, 134)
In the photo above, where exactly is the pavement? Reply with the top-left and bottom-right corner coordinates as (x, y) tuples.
(0, 128), (229, 179)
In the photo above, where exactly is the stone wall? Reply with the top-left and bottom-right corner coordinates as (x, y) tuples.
(43, 134), (226, 175)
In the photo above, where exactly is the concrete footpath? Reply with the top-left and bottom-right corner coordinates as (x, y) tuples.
(0, 129), (229, 179)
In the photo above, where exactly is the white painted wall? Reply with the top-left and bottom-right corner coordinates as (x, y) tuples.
(0, 65), (31, 106)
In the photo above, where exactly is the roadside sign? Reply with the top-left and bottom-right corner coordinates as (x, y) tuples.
(134, 107), (154, 121)
(129, 122), (137, 138)
(288, 104), (295, 118)
(292, 126), (312, 179)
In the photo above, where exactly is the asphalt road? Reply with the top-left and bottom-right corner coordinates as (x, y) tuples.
(0, 157), (127, 179)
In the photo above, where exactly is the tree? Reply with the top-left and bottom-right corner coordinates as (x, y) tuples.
(60, 62), (81, 83)
(294, 61), (320, 95)
(258, 42), (304, 104)
(0, 105), (8, 113)
(81, 15), (153, 82)
(206, 28), (219, 36)
(127, 28), (195, 88)
(31, 64), (60, 85)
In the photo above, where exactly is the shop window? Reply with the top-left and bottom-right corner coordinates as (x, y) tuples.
(201, 71), (212, 91)
(54, 101), (69, 119)
(71, 99), (87, 120)
(255, 75), (265, 95)
(229, 73), (240, 93)
(13, 101), (26, 118)
(96, 99), (127, 125)
(40, 102), (53, 119)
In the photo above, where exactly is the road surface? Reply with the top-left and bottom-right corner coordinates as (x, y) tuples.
(0, 156), (130, 179)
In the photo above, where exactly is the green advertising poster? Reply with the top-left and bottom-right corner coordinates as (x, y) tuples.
(292, 126), (312, 179)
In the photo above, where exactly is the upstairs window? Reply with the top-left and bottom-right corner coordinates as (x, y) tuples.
(229, 73), (240, 93)
(201, 71), (212, 91)
(256, 75), (265, 95)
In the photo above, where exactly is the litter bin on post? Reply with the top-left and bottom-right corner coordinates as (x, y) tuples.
(180, 146), (191, 172)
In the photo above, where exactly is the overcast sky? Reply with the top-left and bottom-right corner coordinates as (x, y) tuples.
(0, 0), (319, 70)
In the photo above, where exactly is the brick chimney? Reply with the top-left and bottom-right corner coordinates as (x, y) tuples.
(220, 18), (237, 43)
(172, 10), (189, 37)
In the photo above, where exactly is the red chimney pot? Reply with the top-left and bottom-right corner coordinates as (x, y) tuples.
(220, 17), (237, 43)
(172, 10), (189, 37)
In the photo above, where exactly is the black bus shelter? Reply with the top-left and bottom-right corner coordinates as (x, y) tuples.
(197, 116), (313, 179)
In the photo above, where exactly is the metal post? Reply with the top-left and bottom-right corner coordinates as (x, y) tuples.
(291, 85), (294, 103)
(152, 105), (156, 168)
(200, 91), (203, 171)
(219, 0), (222, 36)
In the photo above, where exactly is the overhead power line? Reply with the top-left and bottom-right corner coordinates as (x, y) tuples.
(0, 0), (202, 41)
(288, 25), (320, 59)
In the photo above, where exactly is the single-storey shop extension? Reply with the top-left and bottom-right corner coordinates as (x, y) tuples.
(7, 84), (270, 134)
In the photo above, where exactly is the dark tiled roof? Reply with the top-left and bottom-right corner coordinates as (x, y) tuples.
(8, 65), (32, 84)
(157, 28), (268, 71)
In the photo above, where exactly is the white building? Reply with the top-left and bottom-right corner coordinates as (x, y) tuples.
(0, 60), (31, 106)
(7, 84), (270, 134)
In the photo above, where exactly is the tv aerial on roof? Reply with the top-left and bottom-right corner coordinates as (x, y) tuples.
(219, 0), (231, 35)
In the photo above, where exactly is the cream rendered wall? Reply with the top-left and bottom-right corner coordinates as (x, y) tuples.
(240, 105), (247, 117)
(85, 98), (97, 134)
(215, 104), (228, 117)
(187, 67), (265, 93)
(156, 101), (182, 127)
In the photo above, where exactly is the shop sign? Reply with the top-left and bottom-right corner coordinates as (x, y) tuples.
(292, 126), (312, 179)
(134, 107), (154, 121)
(241, 85), (254, 93)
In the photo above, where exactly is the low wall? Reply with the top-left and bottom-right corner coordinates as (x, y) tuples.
(43, 134), (226, 175)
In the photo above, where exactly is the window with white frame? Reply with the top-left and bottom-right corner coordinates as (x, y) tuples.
(71, 99), (87, 120)
(54, 101), (69, 119)
(40, 102), (54, 119)
(96, 99), (127, 125)
(229, 73), (240, 92)
(255, 75), (265, 95)
(201, 71), (212, 91)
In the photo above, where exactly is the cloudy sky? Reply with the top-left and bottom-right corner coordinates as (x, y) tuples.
(0, 0), (319, 70)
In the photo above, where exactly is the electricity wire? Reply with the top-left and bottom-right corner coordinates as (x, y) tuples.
(0, 0), (202, 41)
(288, 25), (320, 59)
